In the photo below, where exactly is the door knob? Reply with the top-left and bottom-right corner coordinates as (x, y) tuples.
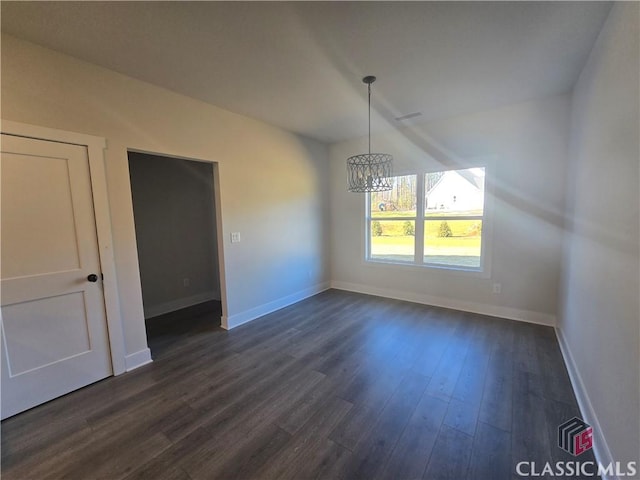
(87, 274), (99, 282)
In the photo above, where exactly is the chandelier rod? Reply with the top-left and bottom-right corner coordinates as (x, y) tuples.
(368, 81), (371, 155)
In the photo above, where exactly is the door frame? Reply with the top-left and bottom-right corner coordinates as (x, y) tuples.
(126, 148), (229, 328)
(1, 119), (127, 375)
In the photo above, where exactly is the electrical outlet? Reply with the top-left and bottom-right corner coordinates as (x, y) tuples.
(183, 278), (190, 288)
(492, 282), (501, 294)
(231, 232), (241, 243)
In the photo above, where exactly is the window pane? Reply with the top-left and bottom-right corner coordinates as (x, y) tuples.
(370, 220), (415, 262)
(425, 168), (485, 216)
(424, 219), (482, 268)
(371, 175), (417, 218)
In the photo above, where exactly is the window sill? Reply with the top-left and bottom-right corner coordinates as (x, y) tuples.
(363, 258), (491, 278)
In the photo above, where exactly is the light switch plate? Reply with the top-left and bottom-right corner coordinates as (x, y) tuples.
(231, 232), (241, 243)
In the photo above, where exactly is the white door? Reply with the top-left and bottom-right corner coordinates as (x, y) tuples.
(1, 134), (112, 419)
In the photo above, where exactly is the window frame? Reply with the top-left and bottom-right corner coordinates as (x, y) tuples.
(365, 165), (492, 276)
(366, 174), (419, 264)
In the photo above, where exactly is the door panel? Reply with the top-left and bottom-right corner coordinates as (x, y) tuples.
(3, 292), (91, 376)
(1, 134), (112, 419)
(1, 151), (81, 277)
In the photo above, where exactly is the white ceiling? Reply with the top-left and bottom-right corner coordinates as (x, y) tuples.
(1, 1), (612, 143)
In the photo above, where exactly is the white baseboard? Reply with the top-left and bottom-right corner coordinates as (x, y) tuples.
(221, 282), (330, 330)
(124, 348), (153, 372)
(330, 281), (556, 326)
(144, 292), (219, 319)
(555, 327), (617, 480)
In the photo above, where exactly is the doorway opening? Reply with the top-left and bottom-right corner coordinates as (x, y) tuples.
(128, 151), (223, 358)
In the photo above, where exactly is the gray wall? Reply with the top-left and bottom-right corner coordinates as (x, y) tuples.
(129, 153), (220, 318)
(330, 95), (570, 324)
(560, 3), (639, 467)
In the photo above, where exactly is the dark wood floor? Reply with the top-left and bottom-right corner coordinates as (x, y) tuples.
(1, 289), (595, 479)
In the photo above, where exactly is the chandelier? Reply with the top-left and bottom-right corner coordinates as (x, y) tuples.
(347, 76), (393, 193)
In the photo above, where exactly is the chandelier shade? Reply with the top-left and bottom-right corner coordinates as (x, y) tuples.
(346, 153), (393, 192)
(347, 75), (393, 193)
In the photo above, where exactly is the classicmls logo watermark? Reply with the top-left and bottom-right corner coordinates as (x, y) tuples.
(515, 417), (638, 477)
(558, 417), (593, 456)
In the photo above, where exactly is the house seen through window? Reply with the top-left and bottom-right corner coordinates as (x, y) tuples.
(367, 167), (486, 271)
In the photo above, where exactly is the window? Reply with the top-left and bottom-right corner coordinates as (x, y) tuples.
(367, 167), (487, 272)
(368, 175), (417, 263)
